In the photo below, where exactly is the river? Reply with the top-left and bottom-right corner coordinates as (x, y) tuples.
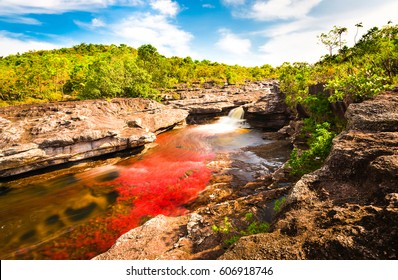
(0, 111), (290, 259)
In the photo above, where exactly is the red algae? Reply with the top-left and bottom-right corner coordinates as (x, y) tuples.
(36, 127), (215, 259)
(1, 119), (268, 260)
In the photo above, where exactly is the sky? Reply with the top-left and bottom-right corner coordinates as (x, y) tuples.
(0, 0), (397, 66)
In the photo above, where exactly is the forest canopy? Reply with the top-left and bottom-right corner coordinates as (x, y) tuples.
(0, 43), (276, 106)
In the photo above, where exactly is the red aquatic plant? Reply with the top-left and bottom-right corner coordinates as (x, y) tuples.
(37, 128), (215, 259)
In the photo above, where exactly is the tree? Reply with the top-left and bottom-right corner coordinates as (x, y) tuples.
(336, 26), (348, 49)
(318, 26), (347, 55)
(137, 44), (159, 68)
(354, 22), (363, 44)
(80, 54), (157, 100)
(319, 31), (339, 56)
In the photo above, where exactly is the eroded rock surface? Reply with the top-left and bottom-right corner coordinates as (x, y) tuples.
(166, 80), (290, 130)
(220, 92), (398, 260)
(0, 98), (188, 178)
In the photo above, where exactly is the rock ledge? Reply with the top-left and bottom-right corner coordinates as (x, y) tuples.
(0, 98), (188, 178)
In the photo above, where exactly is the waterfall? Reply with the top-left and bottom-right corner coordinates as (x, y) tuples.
(224, 106), (246, 128)
(228, 106), (245, 120)
(193, 106), (247, 134)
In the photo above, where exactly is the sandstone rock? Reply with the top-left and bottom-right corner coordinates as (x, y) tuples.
(220, 92), (398, 260)
(346, 94), (398, 132)
(167, 80), (290, 130)
(93, 215), (189, 260)
(0, 98), (188, 178)
(244, 82), (290, 130)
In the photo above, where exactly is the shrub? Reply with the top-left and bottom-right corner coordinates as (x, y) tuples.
(288, 122), (336, 176)
(326, 66), (392, 102)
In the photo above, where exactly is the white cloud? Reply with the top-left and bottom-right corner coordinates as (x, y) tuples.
(0, 16), (42, 25)
(216, 29), (251, 55)
(149, 0), (179, 17)
(74, 18), (106, 29)
(247, 0), (322, 21)
(0, 32), (62, 56)
(255, 0), (398, 65)
(110, 12), (194, 57)
(259, 30), (324, 65)
(0, 0), (144, 15)
(92, 18), (106, 27)
(202, 4), (215, 9)
(221, 0), (246, 6)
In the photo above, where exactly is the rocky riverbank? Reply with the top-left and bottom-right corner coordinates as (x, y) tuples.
(220, 91), (398, 259)
(0, 99), (188, 178)
(93, 139), (293, 260)
(95, 91), (398, 260)
(3, 81), (396, 260)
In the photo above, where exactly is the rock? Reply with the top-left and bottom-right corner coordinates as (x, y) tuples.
(167, 80), (290, 130)
(346, 93), (398, 132)
(220, 92), (398, 260)
(93, 215), (190, 260)
(126, 119), (143, 128)
(0, 98), (188, 178)
(244, 82), (290, 130)
(187, 213), (204, 238)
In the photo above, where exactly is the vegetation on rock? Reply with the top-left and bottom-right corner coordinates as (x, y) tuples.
(281, 23), (398, 176)
(212, 213), (270, 247)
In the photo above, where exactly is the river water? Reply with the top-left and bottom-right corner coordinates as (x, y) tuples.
(0, 113), (290, 259)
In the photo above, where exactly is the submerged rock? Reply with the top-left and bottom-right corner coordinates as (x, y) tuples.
(0, 98), (188, 178)
(220, 92), (398, 260)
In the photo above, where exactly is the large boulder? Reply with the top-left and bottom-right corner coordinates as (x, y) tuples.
(0, 98), (188, 178)
(220, 92), (398, 260)
(93, 215), (190, 260)
(244, 82), (290, 130)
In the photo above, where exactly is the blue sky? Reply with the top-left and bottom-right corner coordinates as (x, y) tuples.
(0, 0), (397, 66)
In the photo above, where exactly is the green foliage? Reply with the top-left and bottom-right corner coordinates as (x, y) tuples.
(288, 121), (336, 176)
(244, 212), (254, 221)
(301, 93), (334, 123)
(211, 217), (233, 234)
(279, 23), (398, 113)
(277, 62), (313, 108)
(278, 23), (398, 178)
(326, 66), (393, 102)
(80, 55), (158, 100)
(241, 222), (270, 235)
(211, 213), (270, 247)
(224, 235), (241, 247)
(0, 43), (276, 105)
(273, 197), (286, 213)
(226, 69), (239, 85)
